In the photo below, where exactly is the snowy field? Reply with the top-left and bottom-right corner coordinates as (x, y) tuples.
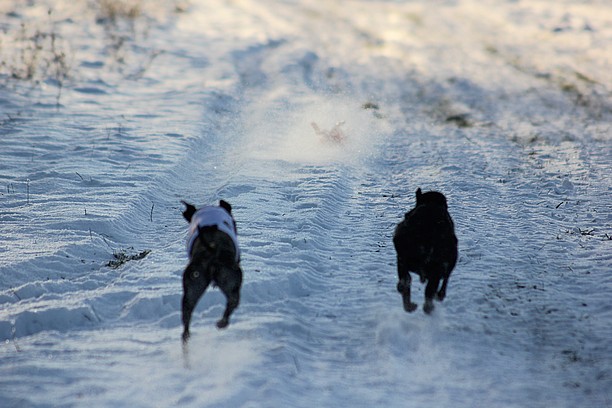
(1, 0), (611, 406)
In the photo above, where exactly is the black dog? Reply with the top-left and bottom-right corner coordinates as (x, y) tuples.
(181, 200), (243, 342)
(393, 188), (458, 314)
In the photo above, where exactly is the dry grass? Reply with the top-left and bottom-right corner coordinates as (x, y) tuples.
(96, 0), (142, 24)
(0, 20), (72, 88)
(0, 0), (189, 103)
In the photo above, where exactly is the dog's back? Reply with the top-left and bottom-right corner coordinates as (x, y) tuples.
(394, 196), (457, 278)
(181, 200), (242, 341)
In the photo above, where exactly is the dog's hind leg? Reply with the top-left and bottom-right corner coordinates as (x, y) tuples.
(216, 265), (243, 329)
(217, 293), (239, 329)
(181, 263), (212, 342)
(424, 275), (441, 314)
(437, 276), (449, 301)
(396, 257), (418, 313)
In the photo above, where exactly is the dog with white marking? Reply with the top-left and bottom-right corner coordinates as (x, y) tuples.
(181, 200), (242, 342)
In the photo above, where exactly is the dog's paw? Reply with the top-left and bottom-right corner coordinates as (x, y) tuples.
(402, 295), (418, 313)
(182, 330), (190, 343)
(436, 291), (446, 301)
(216, 318), (229, 329)
(403, 301), (418, 313)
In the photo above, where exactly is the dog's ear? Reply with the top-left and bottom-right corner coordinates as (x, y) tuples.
(437, 193), (449, 208)
(181, 200), (197, 222)
(219, 200), (232, 214)
(415, 188), (423, 205)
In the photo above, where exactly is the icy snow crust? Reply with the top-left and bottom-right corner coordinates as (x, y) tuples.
(1, 0), (611, 406)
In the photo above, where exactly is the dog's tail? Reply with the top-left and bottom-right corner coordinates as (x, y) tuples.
(197, 225), (219, 251)
(198, 225), (237, 265)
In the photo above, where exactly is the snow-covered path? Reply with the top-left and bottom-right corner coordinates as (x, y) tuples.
(1, 1), (610, 406)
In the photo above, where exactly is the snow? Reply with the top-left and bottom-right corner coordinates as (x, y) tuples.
(1, 0), (611, 406)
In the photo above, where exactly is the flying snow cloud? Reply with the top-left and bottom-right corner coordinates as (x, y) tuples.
(239, 93), (390, 166)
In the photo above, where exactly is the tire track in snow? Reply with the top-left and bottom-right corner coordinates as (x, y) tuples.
(384, 94), (611, 404)
(229, 157), (396, 405)
(0, 88), (243, 340)
(189, 34), (404, 399)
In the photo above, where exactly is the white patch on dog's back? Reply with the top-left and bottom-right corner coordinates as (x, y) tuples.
(187, 206), (240, 260)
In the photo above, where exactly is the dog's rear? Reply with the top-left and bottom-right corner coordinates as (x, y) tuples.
(393, 188), (457, 313)
(181, 200), (242, 342)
